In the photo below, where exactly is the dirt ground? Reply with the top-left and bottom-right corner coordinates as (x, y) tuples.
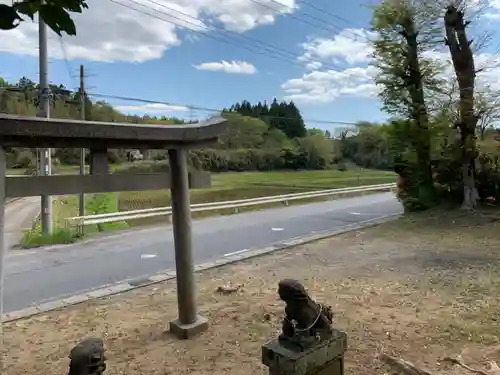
(5, 210), (500, 375)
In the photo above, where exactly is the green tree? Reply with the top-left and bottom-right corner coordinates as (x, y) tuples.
(371, 0), (444, 210)
(227, 98), (307, 139)
(475, 89), (500, 140)
(297, 134), (335, 169)
(343, 122), (392, 170)
(0, 0), (88, 36)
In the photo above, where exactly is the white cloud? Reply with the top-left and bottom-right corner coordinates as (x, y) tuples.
(422, 49), (500, 91)
(115, 103), (188, 113)
(283, 28), (378, 104)
(0, 0), (297, 63)
(484, 0), (500, 18)
(193, 60), (257, 74)
(305, 61), (322, 71)
(283, 26), (500, 105)
(299, 28), (377, 67)
(282, 65), (378, 104)
(472, 0), (500, 20)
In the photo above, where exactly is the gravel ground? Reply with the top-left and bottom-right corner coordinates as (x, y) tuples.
(5, 210), (500, 375)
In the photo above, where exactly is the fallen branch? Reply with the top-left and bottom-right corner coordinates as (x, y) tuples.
(379, 353), (500, 375)
(442, 357), (500, 375)
(379, 353), (434, 375)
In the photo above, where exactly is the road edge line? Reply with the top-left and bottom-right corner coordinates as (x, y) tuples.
(3, 212), (402, 323)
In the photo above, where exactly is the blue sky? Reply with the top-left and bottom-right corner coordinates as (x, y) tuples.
(1, 0), (500, 133)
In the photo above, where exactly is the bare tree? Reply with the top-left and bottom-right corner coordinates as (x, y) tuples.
(475, 89), (500, 139)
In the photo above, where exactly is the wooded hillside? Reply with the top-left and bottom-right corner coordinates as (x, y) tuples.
(0, 76), (374, 172)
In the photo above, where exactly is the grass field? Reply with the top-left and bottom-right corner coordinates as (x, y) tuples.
(51, 168), (395, 232)
(7, 210), (500, 375)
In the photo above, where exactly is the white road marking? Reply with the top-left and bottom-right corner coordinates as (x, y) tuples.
(223, 248), (251, 257)
(140, 254), (157, 259)
(349, 212), (361, 215)
(7, 250), (36, 257)
(271, 227), (284, 231)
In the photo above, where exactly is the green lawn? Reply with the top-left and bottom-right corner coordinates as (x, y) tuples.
(52, 168), (395, 231)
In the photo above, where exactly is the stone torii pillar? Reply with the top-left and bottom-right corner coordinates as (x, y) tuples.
(89, 147), (109, 175)
(167, 148), (208, 338)
(0, 148), (5, 331)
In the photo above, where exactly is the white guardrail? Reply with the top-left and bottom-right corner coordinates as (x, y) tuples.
(65, 182), (397, 227)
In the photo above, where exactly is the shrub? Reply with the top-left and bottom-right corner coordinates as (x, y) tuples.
(20, 224), (81, 248)
(86, 193), (129, 232)
(14, 150), (35, 168)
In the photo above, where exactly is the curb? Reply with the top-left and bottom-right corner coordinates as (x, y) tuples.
(3, 212), (402, 323)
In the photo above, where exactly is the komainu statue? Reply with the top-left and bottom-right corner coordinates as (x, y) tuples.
(277, 279), (333, 350)
(67, 338), (106, 375)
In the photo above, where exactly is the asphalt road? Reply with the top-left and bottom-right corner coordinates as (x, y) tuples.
(3, 192), (402, 313)
(5, 197), (40, 249)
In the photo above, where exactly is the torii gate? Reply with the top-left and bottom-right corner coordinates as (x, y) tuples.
(0, 113), (227, 339)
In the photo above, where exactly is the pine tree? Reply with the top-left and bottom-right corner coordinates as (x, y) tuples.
(225, 98), (307, 139)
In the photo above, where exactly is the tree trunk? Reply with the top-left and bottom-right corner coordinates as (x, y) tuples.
(461, 160), (479, 209)
(444, 5), (479, 209)
(400, 18), (434, 207)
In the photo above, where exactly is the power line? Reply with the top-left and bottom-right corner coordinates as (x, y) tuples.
(250, 0), (372, 43)
(110, 0), (371, 71)
(109, 0), (342, 71)
(86, 91), (358, 126)
(40, 0), (373, 75)
(251, 0), (343, 34)
(143, 0), (302, 61)
(109, 0), (306, 69)
(58, 36), (76, 84)
(32, 0), (365, 41)
(0, 85), (360, 125)
(296, 0), (363, 29)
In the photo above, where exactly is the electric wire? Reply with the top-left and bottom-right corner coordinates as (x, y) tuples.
(86, 91), (359, 125)
(250, 0), (373, 42)
(110, 0), (349, 71)
(109, 0), (315, 69)
(9, 1), (379, 127)
(58, 37), (77, 85)
(296, 0), (364, 28)
(110, 0), (376, 72)
(142, 0), (305, 61)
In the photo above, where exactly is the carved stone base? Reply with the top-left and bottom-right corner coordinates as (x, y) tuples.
(262, 329), (347, 375)
(169, 315), (208, 339)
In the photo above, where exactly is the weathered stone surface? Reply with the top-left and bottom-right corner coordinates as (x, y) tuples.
(68, 337), (106, 375)
(262, 329), (347, 375)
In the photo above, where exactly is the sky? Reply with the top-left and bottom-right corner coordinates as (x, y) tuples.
(1, 0), (500, 133)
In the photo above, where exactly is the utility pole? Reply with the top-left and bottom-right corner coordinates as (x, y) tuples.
(79, 65), (86, 231)
(38, 9), (52, 234)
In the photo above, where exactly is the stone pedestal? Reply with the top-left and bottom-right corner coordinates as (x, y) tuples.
(169, 315), (209, 339)
(261, 329), (347, 375)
